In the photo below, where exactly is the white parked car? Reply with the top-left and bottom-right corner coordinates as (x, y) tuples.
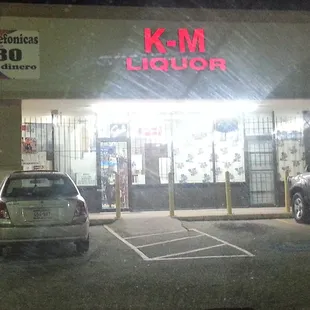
(0, 170), (90, 255)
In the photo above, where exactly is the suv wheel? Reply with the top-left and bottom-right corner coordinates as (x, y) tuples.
(76, 236), (89, 254)
(292, 193), (310, 224)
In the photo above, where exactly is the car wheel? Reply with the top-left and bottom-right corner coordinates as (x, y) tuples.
(293, 193), (310, 224)
(76, 236), (89, 254)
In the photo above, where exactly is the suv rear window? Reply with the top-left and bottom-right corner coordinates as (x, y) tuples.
(2, 174), (79, 198)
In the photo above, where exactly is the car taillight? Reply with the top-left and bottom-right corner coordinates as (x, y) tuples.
(0, 201), (10, 219)
(74, 200), (87, 217)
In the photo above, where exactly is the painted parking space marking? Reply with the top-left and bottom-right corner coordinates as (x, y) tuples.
(152, 254), (252, 261)
(105, 226), (150, 261)
(191, 228), (255, 257)
(136, 234), (204, 249)
(105, 226), (254, 261)
(152, 243), (225, 259)
(124, 230), (185, 240)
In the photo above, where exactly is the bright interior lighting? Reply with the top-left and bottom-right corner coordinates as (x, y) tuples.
(90, 100), (258, 117)
(276, 118), (304, 132)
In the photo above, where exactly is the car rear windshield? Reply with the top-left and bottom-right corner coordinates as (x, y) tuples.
(2, 174), (79, 198)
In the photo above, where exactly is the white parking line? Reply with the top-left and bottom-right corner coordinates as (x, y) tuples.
(124, 230), (185, 240)
(152, 255), (251, 261)
(152, 243), (225, 259)
(191, 229), (255, 257)
(105, 226), (150, 261)
(136, 234), (204, 249)
(105, 226), (254, 261)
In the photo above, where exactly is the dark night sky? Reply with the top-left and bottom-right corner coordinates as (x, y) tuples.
(1, 0), (310, 10)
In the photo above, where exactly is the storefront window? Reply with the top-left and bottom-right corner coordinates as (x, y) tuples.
(130, 113), (172, 185)
(214, 117), (245, 182)
(275, 112), (305, 180)
(21, 115), (97, 186)
(172, 114), (214, 183)
(21, 118), (53, 171)
(171, 113), (246, 184)
(21, 108), (307, 190)
(54, 115), (97, 186)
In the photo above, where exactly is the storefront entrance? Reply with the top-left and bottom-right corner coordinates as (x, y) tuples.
(96, 138), (131, 211)
(245, 136), (276, 206)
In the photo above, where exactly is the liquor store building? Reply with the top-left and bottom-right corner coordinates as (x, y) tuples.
(1, 4), (310, 212)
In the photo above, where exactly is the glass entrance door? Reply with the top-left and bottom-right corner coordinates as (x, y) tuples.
(97, 139), (130, 211)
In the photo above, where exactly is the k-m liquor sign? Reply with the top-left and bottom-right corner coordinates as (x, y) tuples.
(126, 28), (226, 72)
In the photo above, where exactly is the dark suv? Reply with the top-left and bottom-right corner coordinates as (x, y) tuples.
(289, 166), (310, 223)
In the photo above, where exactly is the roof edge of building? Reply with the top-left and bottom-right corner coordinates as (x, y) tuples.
(1, 4), (310, 23)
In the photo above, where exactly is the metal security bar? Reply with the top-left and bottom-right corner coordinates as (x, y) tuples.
(21, 110), (306, 210)
(245, 137), (276, 205)
(243, 113), (276, 206)
(22, 116), (97, 184)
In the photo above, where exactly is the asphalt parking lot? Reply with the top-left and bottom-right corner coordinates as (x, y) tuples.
(2, 217), (310, 309)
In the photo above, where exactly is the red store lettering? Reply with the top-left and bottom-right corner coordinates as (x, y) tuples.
(144, 28), (206, 54)
(126, 57), (226, 72)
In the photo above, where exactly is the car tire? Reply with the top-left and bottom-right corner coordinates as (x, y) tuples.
(292, 192), (310, 224)
(76, 236), (89, 254)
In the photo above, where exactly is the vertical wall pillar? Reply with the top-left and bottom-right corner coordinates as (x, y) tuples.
(0, 100), (22, 180)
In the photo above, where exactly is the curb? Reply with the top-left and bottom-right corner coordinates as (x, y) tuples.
(89, 218), (117, 226)
(174, 213), (293, 222)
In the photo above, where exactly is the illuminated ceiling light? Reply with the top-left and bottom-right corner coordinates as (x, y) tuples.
(89, 100), (258, 116)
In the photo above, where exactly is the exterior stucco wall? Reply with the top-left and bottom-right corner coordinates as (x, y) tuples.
(0, 4), (310, 100)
